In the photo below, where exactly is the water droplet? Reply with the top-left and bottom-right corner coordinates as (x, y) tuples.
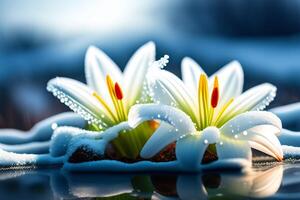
(234, 134), (238, 139)
(243, 131), (248, 136)
(51, 123), (58, 130)
(204, 139), (208, 144)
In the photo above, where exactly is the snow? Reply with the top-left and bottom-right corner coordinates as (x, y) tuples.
(0, 149), (63, 167)
(0, 112), (85, 145)
(0, 103), (300, 171)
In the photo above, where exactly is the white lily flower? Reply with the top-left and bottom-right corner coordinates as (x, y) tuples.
(47, 42), (156, 159)
(128, 57), (283, 168)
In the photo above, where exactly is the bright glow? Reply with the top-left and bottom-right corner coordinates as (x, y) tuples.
(0, 0), (157, 36)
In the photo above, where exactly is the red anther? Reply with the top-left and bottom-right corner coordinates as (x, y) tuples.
(114, 82), (123, 100)
(211, 76), (219, 108)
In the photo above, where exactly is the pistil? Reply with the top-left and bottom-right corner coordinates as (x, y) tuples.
(209, 76), (219, 124)
(106, 75), (125, 122)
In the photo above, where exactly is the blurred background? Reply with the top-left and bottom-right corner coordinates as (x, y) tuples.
(1, 0), (300, 130)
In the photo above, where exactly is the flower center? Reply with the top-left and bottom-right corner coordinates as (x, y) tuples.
(92, 75), (127, 124)
(197, 74), (234, 130)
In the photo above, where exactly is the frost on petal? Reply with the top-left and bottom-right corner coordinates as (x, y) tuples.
(123, 42), (155, 109)
(217, 84), (277, 125)
(216, 136), (252, 160)
(128, 104), (196, 134)
(209, 60), (244, 107)
(147, 68), (198, 122)
(220, 111), (283, 161)
(176, 127), (220, 169)
(85, 46), (122, 106)
(181, 57), (205, 96)
(47, 77), (114, 128)
(220, 111), (282, 136)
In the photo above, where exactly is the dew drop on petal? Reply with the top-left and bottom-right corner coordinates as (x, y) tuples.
(243, 131), (248, 136)
(51, 123), (58, 130)
(204, 139), (208, 144)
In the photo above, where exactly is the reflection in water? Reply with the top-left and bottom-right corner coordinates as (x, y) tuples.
(0, 163), (295, 199)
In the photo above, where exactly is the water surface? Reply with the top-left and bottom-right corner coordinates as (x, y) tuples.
(0, 162), (299, 200)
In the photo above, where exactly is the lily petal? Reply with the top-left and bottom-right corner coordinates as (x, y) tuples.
(181, 57), (205, 96)
(85, 46), (123, 105)
(140, 122), (178, 159)
(123, 42), (155, 108)
(220, 111), (283, 160)
(47, 77), (114, 127)
(128, 104), (196, 134)
(217, 83), (277, 125)
(147, 67), (198, 122)
(220, 111), (282, 136)
(216, 136), (252, 160)
(209, 61), (244, 106)
(176, 127), (220, 169)
(248, 127), (283, 161)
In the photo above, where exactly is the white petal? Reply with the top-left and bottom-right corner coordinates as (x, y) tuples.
(209, 60), (244, 106)
(220, 111), (283, 160)
(128, 104), (196, 134)
(140, 122), (178, 159)
(148, 77), (177, 106)
(176, 127), (220, 169)
(181, 57), (204, 96)
(216, 136), (252, 160)
(128, 104), (196, 159)
(123, 42), (155, 108)
(220, 111), (282, 136)
(147, 67), (198, 121)
(47, 77), (114, 126)
(218, 83), (277, 124)
(248, 128), (283, 161)
(85, 46), (123, 105)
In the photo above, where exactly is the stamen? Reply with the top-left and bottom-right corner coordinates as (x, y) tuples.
(114, 82), (123, 100)
(198, 73), (209, 129)
(106, 75), (121, 121)
(213, 98), (234, 126)
(211, 76), (219, 108)
(92, 91), (117, 122)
